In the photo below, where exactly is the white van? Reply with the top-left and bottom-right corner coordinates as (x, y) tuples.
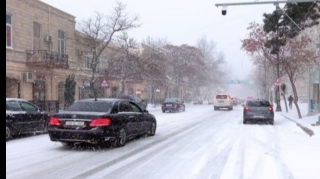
(213, 94), (233, 110)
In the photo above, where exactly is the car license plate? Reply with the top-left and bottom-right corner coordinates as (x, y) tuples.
(166, 104), (172, 107)
(254, 115), (264, 118)
(66, 121), (85, 126)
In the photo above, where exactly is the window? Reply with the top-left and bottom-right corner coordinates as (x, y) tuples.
(33, 22), (41, 38)
(6, 14), (12, 48)
(83, 55), (91, 69)
(20, 102), (38, 112)
(119, 102), (133, 112)
(33, 22), (41, 50)
(65, 101), (113, 112)
(216, 95), (228, 99)
(130, 103), (142, 113)
(6, 101), (21, 111)
(58, 30), (65, 54)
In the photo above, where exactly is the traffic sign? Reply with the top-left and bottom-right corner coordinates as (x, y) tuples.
(101, 79), (109, 87)
(225, 80), (250, 84)
(274, 78), (283, 86)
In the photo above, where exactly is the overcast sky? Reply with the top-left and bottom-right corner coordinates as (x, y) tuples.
(41, 0), (277, 81)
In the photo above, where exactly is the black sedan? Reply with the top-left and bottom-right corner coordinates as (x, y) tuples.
(6, 98), (49, 140)
(161, 98), (186, 113)
(243, 99), (274, 125)
(48, 98), (157, 147)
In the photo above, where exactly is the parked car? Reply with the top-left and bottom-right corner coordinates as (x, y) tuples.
(213, 94), (233, 110)
(243, 99), (274, 125)
(48, 98), (156, 147)
(207, 97), (214, 105)
(6, 98), (49, 140)
(117, 94), (147, 110)
(161, 98), (185, 113)
(193, 98), (203, 105)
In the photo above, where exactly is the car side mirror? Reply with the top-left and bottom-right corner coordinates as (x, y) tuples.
(143, 109), (149, 113)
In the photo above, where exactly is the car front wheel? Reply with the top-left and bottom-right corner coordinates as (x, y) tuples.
(148, 121), (156, 136)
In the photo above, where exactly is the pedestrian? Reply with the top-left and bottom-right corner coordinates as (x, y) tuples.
(288, 95), (294, 110)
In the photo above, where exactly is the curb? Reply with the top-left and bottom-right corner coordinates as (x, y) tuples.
(281, 114), (315, 137)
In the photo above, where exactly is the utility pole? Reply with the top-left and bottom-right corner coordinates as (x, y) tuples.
(216, 0), (319, 113)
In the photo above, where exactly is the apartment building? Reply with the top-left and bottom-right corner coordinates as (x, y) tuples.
(6, 0), (92, 109)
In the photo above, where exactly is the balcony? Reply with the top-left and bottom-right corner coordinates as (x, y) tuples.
(26, 50), (69, 69)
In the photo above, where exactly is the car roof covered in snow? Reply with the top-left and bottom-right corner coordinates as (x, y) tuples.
(77, 98), (127, 102)
(6, 98), (27, 102)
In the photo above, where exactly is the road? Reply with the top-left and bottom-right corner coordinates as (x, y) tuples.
(6, 104), (320, 179)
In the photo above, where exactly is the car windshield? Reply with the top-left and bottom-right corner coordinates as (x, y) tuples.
(164, 98), (177, 103)
(65, 101), (113, 112)
(216, 95), (228, 99)
(247, 101), (270, 107)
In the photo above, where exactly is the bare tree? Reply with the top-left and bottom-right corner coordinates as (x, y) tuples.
(241, 22), (317, 118)
(110, 32), (141, 95)
(139, 37), (169, 103)
(196, 37), (226, 100)
(75, 2), (139, 98)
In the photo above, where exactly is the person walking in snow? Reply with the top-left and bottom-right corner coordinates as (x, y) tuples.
(288, 95), (294, 110)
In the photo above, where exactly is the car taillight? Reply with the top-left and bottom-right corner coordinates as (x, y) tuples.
(90, 118), (111, 127)
(49, 117), (61, 126)
(244, 107), (250, 112)
(268, 107), (273, 112)
(174, 103), (179, 108)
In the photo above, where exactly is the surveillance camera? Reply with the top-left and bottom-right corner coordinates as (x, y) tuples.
(222, 6), (227, 16)
(222, 10), (227, 15)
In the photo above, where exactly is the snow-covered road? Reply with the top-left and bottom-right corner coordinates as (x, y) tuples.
(6, 104), (320, 179)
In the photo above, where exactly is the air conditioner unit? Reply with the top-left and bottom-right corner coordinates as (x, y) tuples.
(44, 35), (52, 43)
(22, 72), (35, 83)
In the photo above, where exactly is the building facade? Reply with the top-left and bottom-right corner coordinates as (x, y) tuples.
(6, 0), (91, 110)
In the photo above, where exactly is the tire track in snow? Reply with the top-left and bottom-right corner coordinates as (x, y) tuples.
(69, 111), (228, 179)
(246, 125), (295, 179)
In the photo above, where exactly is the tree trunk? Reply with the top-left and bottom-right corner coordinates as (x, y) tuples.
(281, 93), (288, 113)
(119, 78), (126, 95)
(289, 78), (302, 118)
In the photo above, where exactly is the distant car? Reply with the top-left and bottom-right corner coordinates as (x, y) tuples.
(117, 94), (147, 110)
(48, 98), (156, 147)
(161, 98), (185, 113)
(213, 94), (233, 110)
(6, 98), (49, 140)
(243, 99), (274, 125)
(193, 98), (203, 105)
(207, 98), (214, 105)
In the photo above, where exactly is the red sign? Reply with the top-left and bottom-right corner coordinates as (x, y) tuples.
(274, 78), (283, 86)
(136, 89), (141, 94)
(101, 79), (109, 87)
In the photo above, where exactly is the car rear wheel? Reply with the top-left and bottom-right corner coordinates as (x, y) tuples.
(269, 120), (274, 125)
(61, 142), (75, 147)
(6, 126), (12, 141)
(243, 120), (248, 124)
(148, 122), (156, 136)
(116, 128), (127, 147)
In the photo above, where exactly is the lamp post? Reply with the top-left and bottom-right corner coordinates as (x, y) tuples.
(275, 22), (282, 112)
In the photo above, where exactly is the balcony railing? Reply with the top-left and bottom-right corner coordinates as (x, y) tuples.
(26, 50), (69, 69)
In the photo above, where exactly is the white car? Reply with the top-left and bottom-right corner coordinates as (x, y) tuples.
(213, 94), (233, 110)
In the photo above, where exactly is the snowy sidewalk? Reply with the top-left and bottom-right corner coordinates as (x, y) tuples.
(278, 101), (320, 137)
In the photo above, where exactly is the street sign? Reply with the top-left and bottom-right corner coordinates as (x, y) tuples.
(274, 78), (283, 86)
(136, 89), (142, 94)
(225, 80), (250, 84)
(101, 79), (109, 87)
